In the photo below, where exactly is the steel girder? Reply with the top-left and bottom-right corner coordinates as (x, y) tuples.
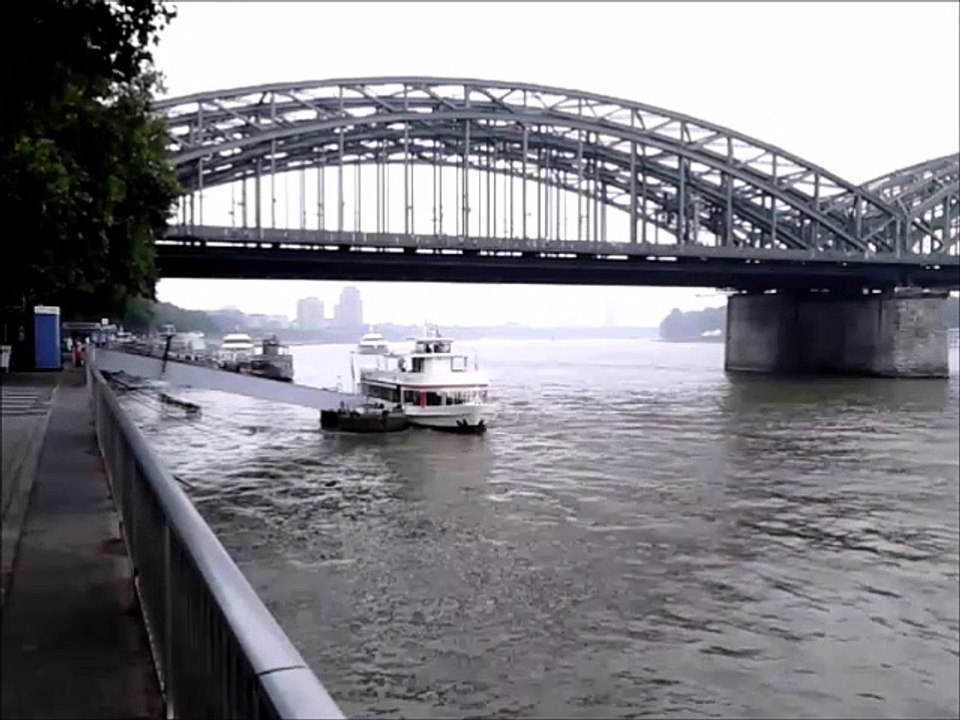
(153, 78), (955, 262)
(822, 154), (959, 257)
(862, 154), (959, 256)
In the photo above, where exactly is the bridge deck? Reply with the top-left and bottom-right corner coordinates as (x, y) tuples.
(165, 225), (960, 265)
(158, 228), (960, 291)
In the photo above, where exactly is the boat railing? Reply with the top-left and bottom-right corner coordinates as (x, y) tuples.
(86, 363), (343, 720)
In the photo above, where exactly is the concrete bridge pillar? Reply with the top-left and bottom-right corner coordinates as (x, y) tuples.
(724, 289), (950, 378)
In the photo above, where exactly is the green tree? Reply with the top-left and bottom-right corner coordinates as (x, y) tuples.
(121, 299), (220, 335)
(121, 296), (156, 332)
(659, 306), (726, 340)
(0, 0), (180, 317)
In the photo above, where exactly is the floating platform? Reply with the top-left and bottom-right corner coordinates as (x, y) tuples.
(91, 348), (361, 412)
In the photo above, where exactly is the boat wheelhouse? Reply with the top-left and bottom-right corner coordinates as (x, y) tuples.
(356, 325), (489, 433)
(248, 335), (294, 381)
(217, 333), (256, 368)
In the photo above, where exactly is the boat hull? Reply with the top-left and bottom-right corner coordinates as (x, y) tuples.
(248, 360), (294, 382)
(421, 418), (487, 434)
(320, 408), (410, 433)
(404, 406), (488, 433)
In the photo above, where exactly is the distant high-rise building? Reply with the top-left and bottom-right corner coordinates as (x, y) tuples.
(296, 297), (325, 331)
(333, 286), (363, 329)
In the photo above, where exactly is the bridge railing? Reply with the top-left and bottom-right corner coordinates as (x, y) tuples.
(162, 223), (960, 265)
(87, 362), (344, 720)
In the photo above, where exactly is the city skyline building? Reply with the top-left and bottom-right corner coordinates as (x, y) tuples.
(333, 286), (364, 329)
(296, 297), (325, 330)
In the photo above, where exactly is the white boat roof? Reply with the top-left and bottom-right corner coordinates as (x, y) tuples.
(414, 336), (453, 343)
(222, 333), (253, 342)
(410, 350), (463, 358)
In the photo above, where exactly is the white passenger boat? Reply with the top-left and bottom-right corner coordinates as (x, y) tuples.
(356, 328), (390, 355)
(217, 332), (256, 369)
(356, 325), (490, 433)
(350, 327), (391, 390)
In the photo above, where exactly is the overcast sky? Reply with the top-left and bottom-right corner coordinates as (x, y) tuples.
(152, 1), (960, 327)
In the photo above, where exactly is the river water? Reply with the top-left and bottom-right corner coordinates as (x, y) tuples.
(119, 339), (960, 718)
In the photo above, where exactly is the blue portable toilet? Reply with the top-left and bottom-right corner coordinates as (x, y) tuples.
(33, 305), (62, 370)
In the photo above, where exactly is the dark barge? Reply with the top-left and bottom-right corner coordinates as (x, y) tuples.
(320, 404), (410, 433)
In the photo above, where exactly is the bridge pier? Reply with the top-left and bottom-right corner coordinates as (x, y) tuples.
(724, 289), (950, 378)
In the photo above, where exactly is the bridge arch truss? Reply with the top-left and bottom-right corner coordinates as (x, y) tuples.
(860, 154), (958, 255)
(155, 78), (959, 264)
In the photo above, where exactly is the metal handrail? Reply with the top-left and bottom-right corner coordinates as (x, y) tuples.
(87, 362), (344, 719)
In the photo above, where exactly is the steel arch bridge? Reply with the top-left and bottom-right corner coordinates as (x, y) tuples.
(155, 77), (960, 289)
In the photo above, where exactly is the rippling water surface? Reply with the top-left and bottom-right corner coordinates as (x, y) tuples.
(120, 339), (960, 718)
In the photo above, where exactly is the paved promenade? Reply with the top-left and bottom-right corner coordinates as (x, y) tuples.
(1, 368), (162, 719)
(1, 371), (59, 606)
(1, 375), (58, 522)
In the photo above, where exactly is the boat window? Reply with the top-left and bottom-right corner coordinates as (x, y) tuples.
(411, 358), (424, 372)
(436, 389), (487, 405)
(403, 390), (417, 404)
(451, 356), (467, 371)
(362, 383), (400, 403)
(426, 392), (443, 406)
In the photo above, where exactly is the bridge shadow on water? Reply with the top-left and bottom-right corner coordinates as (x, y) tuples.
(720, 371), (958, 415)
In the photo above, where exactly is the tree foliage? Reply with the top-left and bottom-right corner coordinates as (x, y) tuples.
(0, 0), (180, 316)
(659, 306), (726, 340)
(121, 296), (156, 331)
(121, 298), (221, 335)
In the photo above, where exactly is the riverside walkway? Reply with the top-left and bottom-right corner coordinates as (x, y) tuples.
(1, 367), (161, 719)
(1, 370), (58, 601)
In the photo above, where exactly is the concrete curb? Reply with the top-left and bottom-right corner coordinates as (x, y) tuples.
(0, 385), (59, 611)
